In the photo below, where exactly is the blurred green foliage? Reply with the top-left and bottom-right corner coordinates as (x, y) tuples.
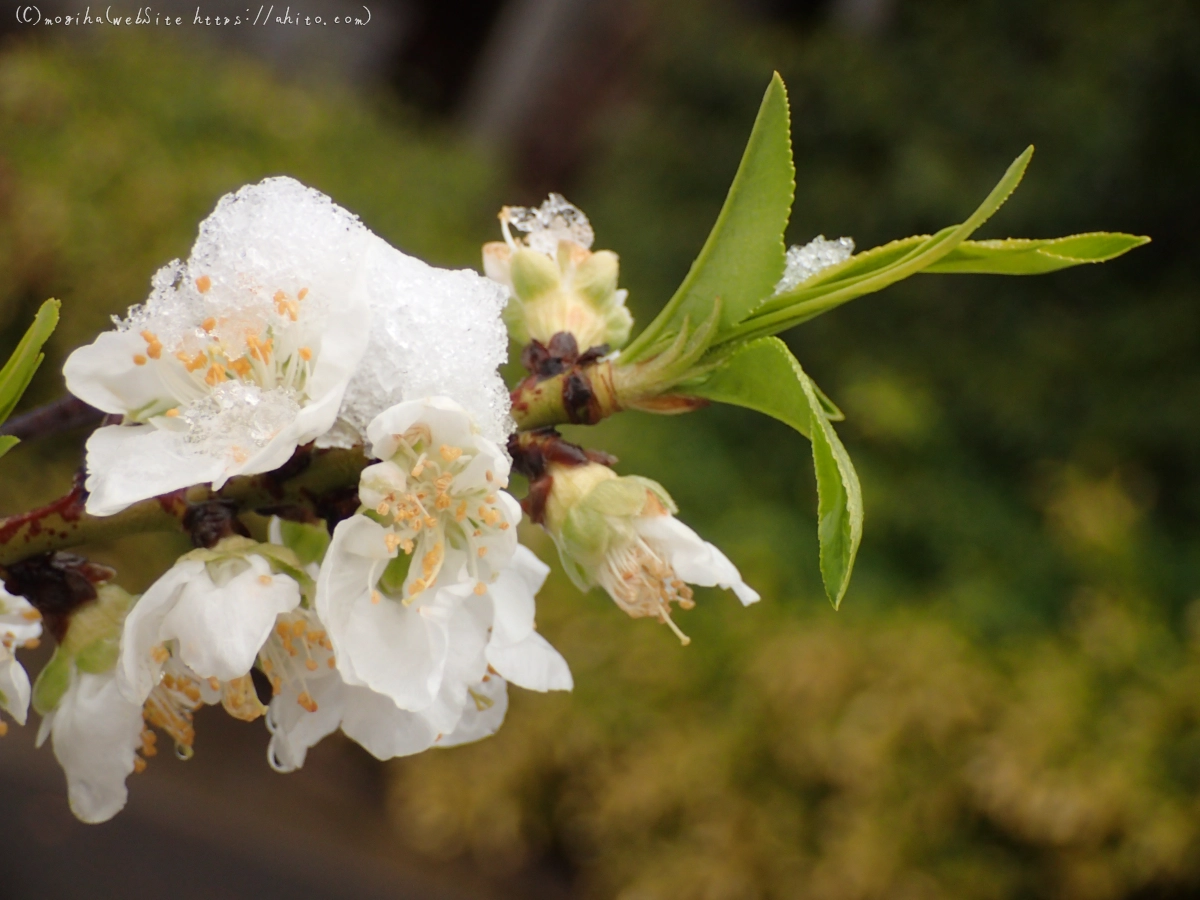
(392, 1), (1200, 898)
(1, 1), (1199, 896)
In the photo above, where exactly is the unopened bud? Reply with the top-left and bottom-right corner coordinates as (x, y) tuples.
(484, 195), (633, 352)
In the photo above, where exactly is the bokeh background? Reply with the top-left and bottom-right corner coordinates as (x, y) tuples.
(1, 1), (1199, 897)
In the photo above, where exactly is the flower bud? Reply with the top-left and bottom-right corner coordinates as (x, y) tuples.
(541, 462), (759, 644)
(484, 194), (633, 352)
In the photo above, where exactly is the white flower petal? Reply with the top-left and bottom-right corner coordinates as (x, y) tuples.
(84, 426), (226, 517)
(488, 545), (548, 645)
(49, 671), (144, 824)
(340, 683), (440, 760)
(319, 515), (450, 709)
(486, 632), (572, 693)
(0, 585), (43, 644)
(267, 673), (345, 773)
(163, 556), (300, 682)
(119, 558), (207, 703)
(0, 648), (32, 726)
(62, 330), (167, 416)
(637, 515), (760, 606)
(436, 676), (509, 748)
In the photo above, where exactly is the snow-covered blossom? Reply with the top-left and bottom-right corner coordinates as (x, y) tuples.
(541, 462), (759, 644)
(774, 235), (855, 294)
(483, 194), (633, 351)
(0, 585), (42, 730)
(315, 397), (569, 741)
(118, 538), (301, 707)
(64, 177), (375, 516)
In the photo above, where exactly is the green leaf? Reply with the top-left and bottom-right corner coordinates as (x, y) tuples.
(923, 232), (1150, 275)
(0, 299), (60, 426)
(623, 73), (794, 362)
(687, 337), (862, 606)
(727, 147), (1035, 343)
(0, 435), (18, 461)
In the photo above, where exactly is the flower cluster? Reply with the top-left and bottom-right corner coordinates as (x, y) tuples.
(5, 180), (757, 823)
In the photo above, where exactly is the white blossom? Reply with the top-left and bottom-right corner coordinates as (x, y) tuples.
(64, 177), (375, 516)
(316, 397), (569, 735)
(544, 463), (759, 644)
(119, 545), (299, 706)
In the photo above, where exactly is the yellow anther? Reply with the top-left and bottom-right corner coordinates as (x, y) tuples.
(371, 590), (382, 604)
(291, 620), (306, 637)
(485, 470), (494, 482)
(230, 357), (252, 377)
(478, 546), (488, 557)
(205, 364), (226, 386)
(195, 275), (212, 293)
(297, 691), (318, 713)
(20, 608), (41, 622)
(297, 287), (309, 300)
(258, 574), (273, 586)
(208, 678), (220, 691)
(439, 445), (462, 462)
(473, 582), (487, 596)
(201, 316), (216, 331)
(485, 494), (496, 504)
(133, 354), (147, 366)
(499, 522), (510, 531)
(146, 343), (162, 360)
(187, 351), (207, 372)
(22, 638), (38, 650)
(133, 756), (147, 773)
(151, 645), (170, 664)
(384, 533), (401, 553)
(140, 329), (158, 345)
(298, 347), (312, 361)
(165, 408), (180, 418)
(455, 501), (467, 522)
(377, 501), (391, 516)
(273, 290), (287, 304)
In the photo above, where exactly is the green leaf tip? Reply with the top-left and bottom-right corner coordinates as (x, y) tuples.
(924, 231), (1150, 275)
(0, 298), (60, 430)
(623, 73), (794, 362)
(686, 336), (862, 608)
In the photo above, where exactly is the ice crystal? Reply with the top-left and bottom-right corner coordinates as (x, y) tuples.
(503, 193), (594, 256)
(180, 382), (301, 453)
(328, 239), (513, 447)
(774, 236), (855, 294)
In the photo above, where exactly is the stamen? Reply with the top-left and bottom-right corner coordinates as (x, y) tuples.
(195, 275), (212, 293)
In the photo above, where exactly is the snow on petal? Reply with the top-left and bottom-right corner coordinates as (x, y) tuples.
(325, 240), (512, 448)
(64, 177), (374, 515)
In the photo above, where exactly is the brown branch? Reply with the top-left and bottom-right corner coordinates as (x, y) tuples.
(0, 395), (102, 440)
(0, 445), (370, 568)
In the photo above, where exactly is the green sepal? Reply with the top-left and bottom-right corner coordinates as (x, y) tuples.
(923, 232), (1150, 275)
(510, 248), (561, 301)
(75, 635), (120, 675)
(378, 552), (412, 596)
(623, 73), (794, 361)
(0, 298), (60, 427)
(686, 337), (861, 608)
(585, 477), (658, 518)
(276, 519), (331, 567)
(0, 435), (18, 461)
(32, 649), (72, 716)
(184, 536), (315, 602)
